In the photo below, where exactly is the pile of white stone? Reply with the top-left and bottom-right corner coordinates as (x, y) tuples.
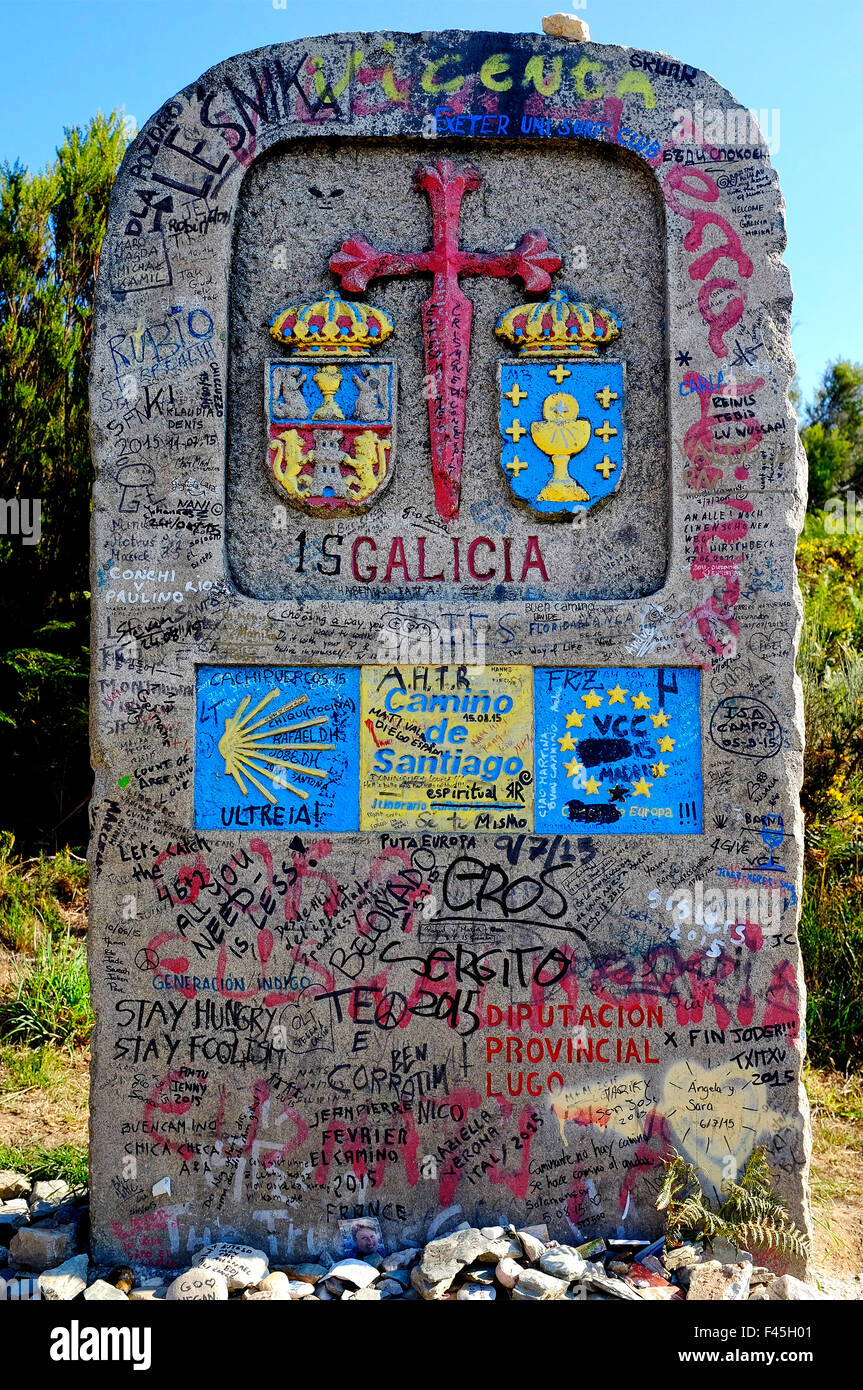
(0, 1170), (835, 1302)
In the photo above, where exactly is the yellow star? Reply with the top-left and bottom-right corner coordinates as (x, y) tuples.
(581, 689), (603, 709)
(558, 732), (577, 752)
(564, 709), (584, 728)
(631, 691), (651, 709)
(607, 684), (627, 704)
(657, 736), (676, 753)
(584, 776), (601, 794)
(651, 762), (669, 777)
(632, 776), (653, 797)
(650, 710), (670, 728)
(563, 757), (583, 779)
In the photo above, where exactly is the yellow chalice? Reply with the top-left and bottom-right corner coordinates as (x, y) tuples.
(531, 392), (591, 502)
(312, 363), (344, 420)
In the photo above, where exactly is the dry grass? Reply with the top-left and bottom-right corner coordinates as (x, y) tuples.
(808, 1067), (863, 1277)
(0, 1042), (89, 1152)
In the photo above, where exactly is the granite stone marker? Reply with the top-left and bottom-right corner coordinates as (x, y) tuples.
(89, 26), (810, 1269)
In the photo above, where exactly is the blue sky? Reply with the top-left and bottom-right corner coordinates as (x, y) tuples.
(1, 0), (858, 405)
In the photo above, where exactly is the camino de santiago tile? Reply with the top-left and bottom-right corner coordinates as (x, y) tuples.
(195, 667), (360, 831)
(534, 667), (703, 833)
(89, 26), (811, 1275)
(359, 664), (533, 831)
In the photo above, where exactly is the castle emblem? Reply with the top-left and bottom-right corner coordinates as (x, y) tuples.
(266, 290), (396, 512)
(496, 290), (625, 518)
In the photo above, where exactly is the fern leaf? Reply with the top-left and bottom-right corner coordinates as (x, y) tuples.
(656, 1143), (809, 1266)
(739, 1146), (773, 1194)
(733, 1220), (810, 1261)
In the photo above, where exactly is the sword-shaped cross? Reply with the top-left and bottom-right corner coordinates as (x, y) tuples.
(329, 158), (561, 520)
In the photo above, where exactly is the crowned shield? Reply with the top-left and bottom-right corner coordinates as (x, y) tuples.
(496, 291), (625, 518)
(266, 290), (396, 514)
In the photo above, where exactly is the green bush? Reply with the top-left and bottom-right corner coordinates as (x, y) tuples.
(800, 875), (863, 1069)
(0, 113), (128, 853)
(800, 360), (863, 508)
(796, 530), (863, 1070)
(0, 632), (89, 853)
(0, 930), (93, 1048)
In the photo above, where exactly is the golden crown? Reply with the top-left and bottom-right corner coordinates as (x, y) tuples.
(495, 289), (621, 357)
(269, 289), (393, 356)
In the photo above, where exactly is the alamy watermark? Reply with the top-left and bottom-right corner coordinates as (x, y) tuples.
(49, 1322), (152, 1370)
(822, 490), (863, 536)
(375, 623), (487, 669)
(0, 498), (41, 546)
(1, 1274), (40, 1300)
(672, 102), (780, 157)
(653, 879), (783, 941)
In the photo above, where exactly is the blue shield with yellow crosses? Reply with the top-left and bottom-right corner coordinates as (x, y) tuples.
(497, 358), (625, 517)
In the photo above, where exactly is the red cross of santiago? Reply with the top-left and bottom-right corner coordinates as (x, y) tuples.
(329, 159), (561, 521)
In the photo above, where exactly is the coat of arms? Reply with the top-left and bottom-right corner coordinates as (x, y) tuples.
(496, 290), (624, 518)
(266, 290), (396, 512)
